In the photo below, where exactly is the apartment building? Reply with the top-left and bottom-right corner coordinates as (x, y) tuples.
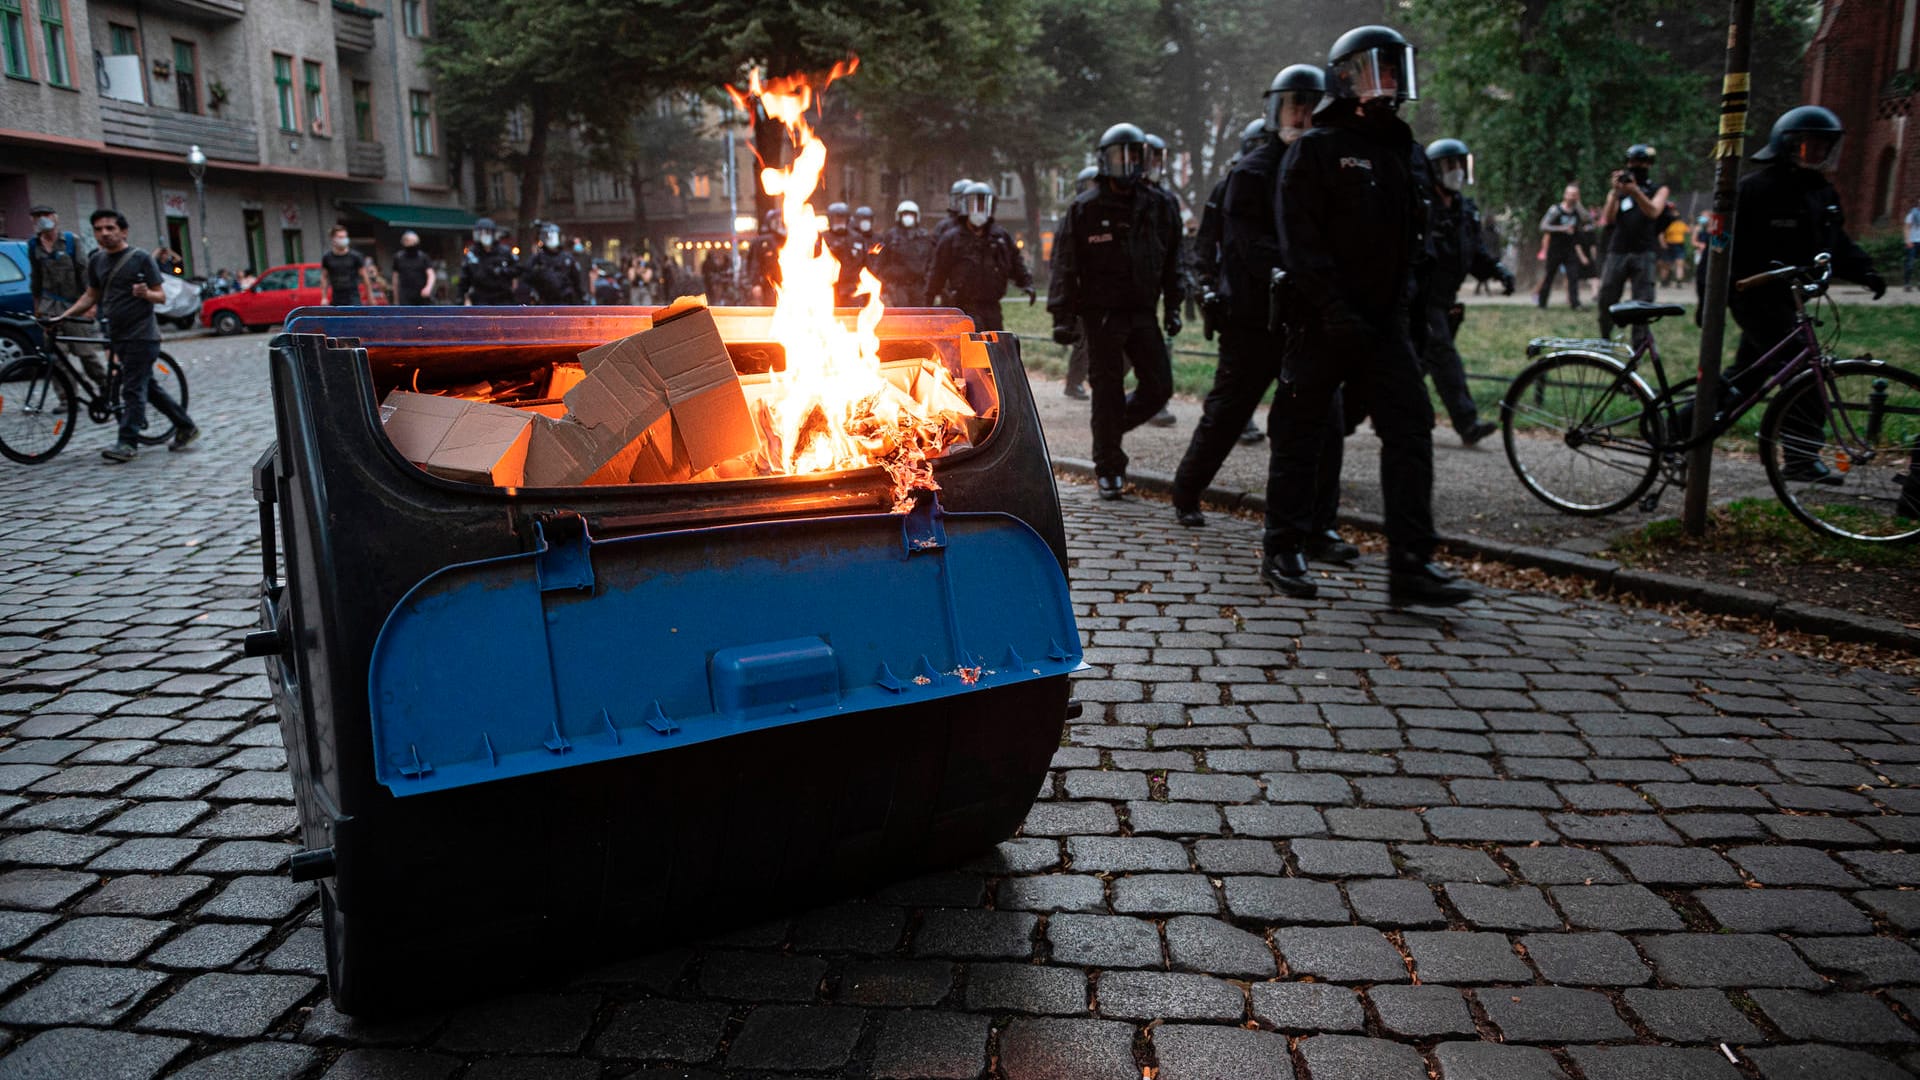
(1804, 0), (1919, 231)
(0, 0), (468, 279)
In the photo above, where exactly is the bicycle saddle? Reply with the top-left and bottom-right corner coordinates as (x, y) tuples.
(1607, 301), (1686, 325)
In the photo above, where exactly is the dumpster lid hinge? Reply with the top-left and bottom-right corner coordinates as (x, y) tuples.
(901, 496), (947, 556)
(534, 514), (595, 593)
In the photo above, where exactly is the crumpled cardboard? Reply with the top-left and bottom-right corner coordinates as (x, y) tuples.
(380, 390), (533, 487)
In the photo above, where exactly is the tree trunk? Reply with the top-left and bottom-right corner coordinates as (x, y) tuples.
(629, 161), (652, 258)
(752, 109), (786, 217)
(515, 96), (552, 244)
(1015, 159), (1046, 271)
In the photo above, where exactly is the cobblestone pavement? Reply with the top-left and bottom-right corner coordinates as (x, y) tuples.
(2, 331), (1919, 1078)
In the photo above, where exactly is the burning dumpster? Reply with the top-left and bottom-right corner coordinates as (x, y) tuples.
(248, 60), (1079, 1017)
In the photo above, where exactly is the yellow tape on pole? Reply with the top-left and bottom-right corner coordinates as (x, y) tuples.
(1719, 111), (1747, 135)
(1723, 72), (1750, 93)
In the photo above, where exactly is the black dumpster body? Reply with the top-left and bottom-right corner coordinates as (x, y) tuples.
(255, 307), (1080, 1016)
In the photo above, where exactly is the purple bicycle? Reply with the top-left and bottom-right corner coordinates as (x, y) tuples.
(1500, 253), (1920, 544)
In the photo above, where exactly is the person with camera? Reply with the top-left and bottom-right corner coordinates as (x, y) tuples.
(1594, 144), (1671, 346)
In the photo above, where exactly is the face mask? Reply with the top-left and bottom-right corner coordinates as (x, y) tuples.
(857, 221), (871, 233)
(900, 213), (917, 228)
(475, 232), (494, 247)
(332, 237), (350, 250)
(34, 216), (55, 233)
(967, 210), (989, 228)
(1440, 168), (1466, 192)
(572, 242), (585, 253)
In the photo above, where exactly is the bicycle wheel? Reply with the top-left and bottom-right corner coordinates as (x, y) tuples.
(1761, 358), (1920, 544)
(0, 357), (80, 464)
(1501, 351), (1662, 515)
(133, 351), (191, 446)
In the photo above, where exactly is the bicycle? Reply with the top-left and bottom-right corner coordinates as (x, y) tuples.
(0, 318), (191, 465)
(1499, 252), (1920, 544)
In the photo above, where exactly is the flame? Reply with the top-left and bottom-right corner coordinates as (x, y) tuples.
(726, 58), (970, 491)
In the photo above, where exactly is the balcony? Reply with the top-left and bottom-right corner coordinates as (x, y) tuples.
(99, 99), (259, 164)
(348, 139), (387, 179)
(333, 1), (380, 53)
(147, 0), (244, 21)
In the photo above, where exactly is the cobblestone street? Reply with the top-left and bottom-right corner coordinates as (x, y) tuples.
(2, 331), (1919, 1078)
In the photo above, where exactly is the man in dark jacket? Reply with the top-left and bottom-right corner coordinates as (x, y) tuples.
(1061, 165), (1101, 400)
(1420, 137), (1514, 446)
(1595, 144), (1671, 345)
(926, 181), (1034, 332)
(747, 210), (784, 305)
(1048, 123), (1183, 500)
(822, 202), (867, 306)
(1266, 25), (1472, 606)
(873, 200), (934, 306)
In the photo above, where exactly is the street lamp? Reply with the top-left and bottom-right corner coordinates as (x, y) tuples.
(186, 144), (211, 281)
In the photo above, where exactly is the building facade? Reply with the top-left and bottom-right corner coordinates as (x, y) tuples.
(1804, 0), (1919, 231)
(0, 0), (467, 283)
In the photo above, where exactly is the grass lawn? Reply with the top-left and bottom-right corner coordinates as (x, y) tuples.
(997, 297), (1920, 435)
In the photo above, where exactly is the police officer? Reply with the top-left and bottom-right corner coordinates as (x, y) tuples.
(458, 217), (521, 305)
(926, 181), (1034, 332)
(1061, 165), (1102, 400)
(1049, 123), (1183, 500)
(1718, 105), (1884, 481)
(748, 209), (785, 304)
(822, 201), (867, 307)
(1268, 25), (1472, 606)
(873, 200), (934, 306)
(934, 180), (973, 252)
(1190, 118), (1273, 442)
(1173, 68), (1357, 542)
(1595, 144), (1672, 344)
(1420, 137), (1514, 446)
(524, 221), (588, 305)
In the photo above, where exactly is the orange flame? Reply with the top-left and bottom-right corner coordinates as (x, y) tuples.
(726, 57), (968, 480)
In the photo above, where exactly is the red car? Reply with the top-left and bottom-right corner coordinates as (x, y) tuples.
(202, 263), (329, 335)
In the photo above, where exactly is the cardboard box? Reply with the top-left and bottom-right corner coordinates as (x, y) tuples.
(381, 391), (533, 487)
(525, 300), (757, 486)
(547, 363), (586, 399)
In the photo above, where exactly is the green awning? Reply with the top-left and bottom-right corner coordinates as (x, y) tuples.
(344, 202), (478, 232)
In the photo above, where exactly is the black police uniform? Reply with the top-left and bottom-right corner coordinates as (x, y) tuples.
(1269, 98), (1438, 564)
(747, 231), (782, 302)
(1595, 173), (1665, 342)
(1421, 190), (1508, 435)
(1048, 180), (1183, 479)
(525, 248), (588, 305)
(873, 224), (934, 306)
(925, 220), (1032, 333)
(823, 228), (867, 307)
(459, 244), (522, 305)
(1171, 133), (1347, 530)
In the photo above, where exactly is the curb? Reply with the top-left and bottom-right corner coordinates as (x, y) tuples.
(1052, 457), (1920, 655)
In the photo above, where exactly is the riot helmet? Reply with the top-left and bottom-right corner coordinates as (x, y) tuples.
(895, 200), (920, 228)
(826, 201), (850, 232)
(1625, 144), (1657, 186)
(760, 208), (781, 234)
(1143, 133), (1168, 183)
(1425, 137), (1474, 192)
(949, 179), (972, 213)
(1327, 25), (1417, 108)
(853, 205), (874, 234)
(472, 216), (497, 248)
(1097, 123), (1148, 185)
(1752, 105), (1844, 170)
(539, 221), (564, 250)
(961, 181), (995, 228)
(1264, 64), (1326, 140)
(1076, 165), (1099, 194)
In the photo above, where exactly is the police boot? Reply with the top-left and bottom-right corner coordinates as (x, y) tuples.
(1305, 530), (1359, 564)
(1097, 475), (1126, 501)
(1388, 556), (1476, 607)
(1261, 548), (1317, 599)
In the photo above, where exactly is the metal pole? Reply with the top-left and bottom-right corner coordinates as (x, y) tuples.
(194, 175), (209, 278)
(725, 107), (740, 294)
(1683, 0), (1756, 536)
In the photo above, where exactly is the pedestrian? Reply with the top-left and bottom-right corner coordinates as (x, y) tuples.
(154, 246), (184, 276)
(239, 267), (258, 291)
(822, 202), (867, 307)
(1060, 165), (1101, 400)
(1536, 183), (1590, 309)
(1904, 199), (1919, 291)
(1188, 120), (1268, 444)
(1661, 210), (1691, 285)
(1594, 144), (1671, 345)
(1047, 122), (1182, 501)
(1266, 24), (1473, 606)
(1171, 63), (1356, 568)
(926, 182), (1034, 332)
(458, 217), (521, 305)
(390, 230), (436, 305)
(1420, 136), (1514, 446)
(873, 200), (934, 306)
(700, 245), (732, 303)
(322, 225), (371, 305)
(52, 209), (200, 462)
(26, 203), (107, 384)
(524, 222), (589, 305)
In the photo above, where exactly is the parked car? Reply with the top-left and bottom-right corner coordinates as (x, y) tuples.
(0, 240), (41, 366)
(201, 262), (327, 335)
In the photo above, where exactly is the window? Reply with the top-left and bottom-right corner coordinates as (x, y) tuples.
(691, 174), (711, 199)
(173, 39), (198, 114)
(0, 253), (22, 283)
(611, 172), (627, 201)
(505, 106), (523, 142)
(408, 89), (434, 155)
(998, 173), (1016, 199)
(351, 80), (373, 140)
(273, 53), (296, 131)
(303, 59), (326, 134)
(256, 267), (298, 291)
(303, 267), (324, 288)
(487, 170), (506, 209)
(38, 0), (69, 87)
(282, 229), (303, 264)
(1, 0), (28, 80)
(107, 22), (136, 56)
(400, 0), (423, 37)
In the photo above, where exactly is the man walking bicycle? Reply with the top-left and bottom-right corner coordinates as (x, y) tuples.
(53, 209), (200, 463)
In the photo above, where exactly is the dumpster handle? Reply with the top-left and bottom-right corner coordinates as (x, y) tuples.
(1066, 699), (1084, 721)
(288, 846), (335, 882)
(252, 444), (279, 590)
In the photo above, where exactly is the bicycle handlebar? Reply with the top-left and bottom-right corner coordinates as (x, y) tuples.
(1734, 252), (1833, 294)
